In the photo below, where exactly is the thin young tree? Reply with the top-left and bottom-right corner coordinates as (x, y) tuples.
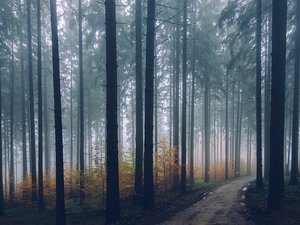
(50, 0), (66, 224)
(78, 0), (85, 206)
(268, 0), (287, 210)
(256, 0), (263, 190)
(134, 0), (143, 202)
(144, 0), (156, 209)
(27, 0), (37, 202)
(290, 0), (300, 185)
(37, 0), (45, 210)
(105, 0), (121, 222)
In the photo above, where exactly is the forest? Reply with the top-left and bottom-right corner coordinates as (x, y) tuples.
(0, 0), (299, 224)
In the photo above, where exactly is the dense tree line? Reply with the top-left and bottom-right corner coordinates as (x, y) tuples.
(0, 0), (298, 223)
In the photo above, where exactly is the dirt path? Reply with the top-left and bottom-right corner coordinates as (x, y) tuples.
(160, 177), (254, 225)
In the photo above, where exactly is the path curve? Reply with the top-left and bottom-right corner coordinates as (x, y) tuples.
(160, 177), (254, 225)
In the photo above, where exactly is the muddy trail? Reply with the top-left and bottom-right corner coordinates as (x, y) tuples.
(160, 177), (254, 225)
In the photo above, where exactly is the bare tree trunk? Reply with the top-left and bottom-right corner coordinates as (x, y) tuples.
(105, 0), (121, 222)
(27, 0), (37, 202)
(172, 0), (180, 189)
(134, 0), (143, 197)
(50, 0), (66, 224)
(180, 0), (187, 194)
(9, 42), (15, 201)
(256, 0), (263, 190)
(37, 0), (45, 211)
(204, 69), (210, 183)
(264, 7), (271, 181)
(144, 0), (156, 209)
(78, 0), (85, 206)
(290, 0), (300, 185)
(225, 71), (229, 179)
(268, 0), (287, 210)
(190, 38), (196, 184)
(0, 60), (4, 216)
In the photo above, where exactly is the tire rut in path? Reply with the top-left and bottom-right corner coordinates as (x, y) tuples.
(160, 177), (254, 225)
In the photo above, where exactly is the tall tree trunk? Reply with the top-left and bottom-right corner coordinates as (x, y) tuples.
(180, 0), (187, 194)
(9, 42), (15, 201)
(134, 0), (143, 194)
(256, 0), (263, 190)
(247, 118), (252, 175)
(105, 0), (121, 222)
(70, 51), (74, 172)
(230, 83), (235, 174)
(190, 38), (196, 184)
(264, 7), (271, 181)
(50, 0), (66, 224)
(204, 70), (210, 183)
(154, 51), (158, 185)
(20, 13), (28, 182)
(268, 0), (287, 210)
(172, 0), (180, 189)
(234, 81), (241, 177)
(87, 93), (92, 168)
(78, 0), (85, 206)
(37, 0), (45, 211)
(290, 0), (300, 185)
(225, 70), (229, 179)
(44, 62), (50, 176)
(144, 0), (156, 209)
(27, 0), (37, 202)
(0, 61), (4, 216)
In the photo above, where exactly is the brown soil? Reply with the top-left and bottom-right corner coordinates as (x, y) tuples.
(159, 177), (254, 225)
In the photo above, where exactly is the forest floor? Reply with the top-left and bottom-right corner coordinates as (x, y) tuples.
(2, 177), (282, 225)
(159, 176), (254, 225)
(0, 178), (232, 225)
(244, 178), (300, 225)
